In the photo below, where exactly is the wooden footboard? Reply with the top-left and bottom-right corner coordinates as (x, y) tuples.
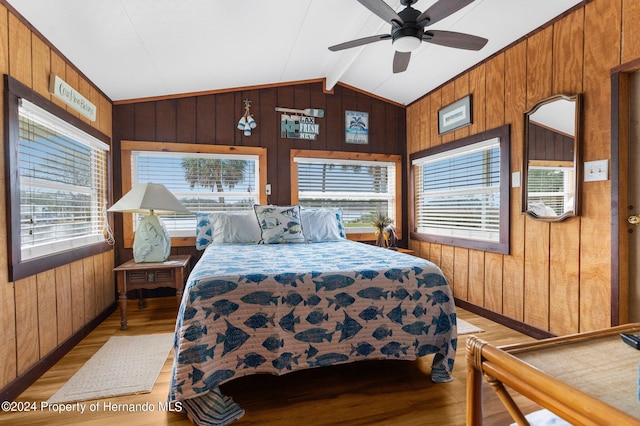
(466, 324), (640, 425)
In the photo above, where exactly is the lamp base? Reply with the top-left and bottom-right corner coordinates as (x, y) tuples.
(133, 214), (171, 263)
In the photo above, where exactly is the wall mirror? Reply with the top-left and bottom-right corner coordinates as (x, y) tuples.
(522, 94), (582, 221)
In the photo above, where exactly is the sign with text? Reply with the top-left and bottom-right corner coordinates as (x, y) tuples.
(49, 74), (97, 121)
(345, 110), (369, 144)
(280, 114), (320, 140)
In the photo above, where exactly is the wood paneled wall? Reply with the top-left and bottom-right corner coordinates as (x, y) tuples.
(0, 3), (114, 396)
(528, 123), (573, 162)
(112, 83), (407, 264)
(407, 0), (637, 335)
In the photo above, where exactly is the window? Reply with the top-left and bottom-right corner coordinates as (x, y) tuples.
(526, 166), (575, 216)
(120, 141), (267, 247)
(410, 125), (510, 254)
(291, 150), (402, 239)
(19, 99), (109, 258)
(5, 76), (112, 281)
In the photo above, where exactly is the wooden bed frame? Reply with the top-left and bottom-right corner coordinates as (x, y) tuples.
(466, 323), (640, 425)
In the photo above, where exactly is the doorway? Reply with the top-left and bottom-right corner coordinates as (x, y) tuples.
(629, 71), (640, 322)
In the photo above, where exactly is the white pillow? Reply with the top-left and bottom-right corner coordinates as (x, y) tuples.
(211, 212), (261, 244)
(528, 202), (557, 217)
(301, 208), (345, 242)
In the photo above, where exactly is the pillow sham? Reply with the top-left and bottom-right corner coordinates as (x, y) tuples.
(195, 211), (261, 250)
(211, 212), (261, 244)
(300, 208), (346, 242)
(253, 205), (306, 244)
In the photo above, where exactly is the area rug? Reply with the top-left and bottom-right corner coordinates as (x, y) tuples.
(457, 318), (484, 335)
(48, 333), (174, 403)
(510, 409), (571, 426)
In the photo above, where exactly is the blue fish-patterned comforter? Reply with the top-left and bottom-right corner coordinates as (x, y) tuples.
(169, 240), (457, 425)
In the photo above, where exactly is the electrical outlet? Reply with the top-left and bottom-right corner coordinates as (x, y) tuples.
(584, 160), (608, 182)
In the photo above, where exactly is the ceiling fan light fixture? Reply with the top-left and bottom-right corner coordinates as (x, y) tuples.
(392, 35), (421, 52)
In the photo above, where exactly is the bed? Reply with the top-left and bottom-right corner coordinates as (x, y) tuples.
(167, 206), (458, 426)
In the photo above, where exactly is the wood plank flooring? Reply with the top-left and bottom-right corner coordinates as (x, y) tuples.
(4, 297), (541, 426)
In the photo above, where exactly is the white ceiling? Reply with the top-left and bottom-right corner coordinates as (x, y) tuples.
(7, 0), (583, 105)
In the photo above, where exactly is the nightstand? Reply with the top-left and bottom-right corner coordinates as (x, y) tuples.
(114, 254), (191, 330)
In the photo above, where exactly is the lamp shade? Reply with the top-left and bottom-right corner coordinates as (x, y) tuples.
(108, 182), (190, 214)
(108, 183), (190, 263)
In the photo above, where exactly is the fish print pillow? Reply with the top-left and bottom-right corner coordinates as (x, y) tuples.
(253, 205), (306, 244)
(195, 212), (215, 250)
(300, 208), (346, 242)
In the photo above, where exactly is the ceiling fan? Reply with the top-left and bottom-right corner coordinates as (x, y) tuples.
(329, 0), (488, 73)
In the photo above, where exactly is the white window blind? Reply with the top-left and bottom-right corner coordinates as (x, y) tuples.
(294, 157), (396, 233)
(131, 151), (260, 236)
(412, 138), (501, 242)
(18, 98), (109, 260)
(527, 166), (574, 215)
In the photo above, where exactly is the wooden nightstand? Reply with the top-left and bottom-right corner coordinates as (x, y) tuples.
(114, 254), (191, 330)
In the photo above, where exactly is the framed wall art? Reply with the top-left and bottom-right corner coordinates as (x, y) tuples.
(345, 110), (368, 144)
(438, 95), (473, 134)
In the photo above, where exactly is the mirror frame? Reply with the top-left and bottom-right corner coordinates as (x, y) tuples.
(522, 93), (582, 222)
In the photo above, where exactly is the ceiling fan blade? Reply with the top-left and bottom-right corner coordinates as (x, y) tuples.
(417, 0), (475, 27)
(393, 51), (411, 73)
(328, 34), (391, 51)
(423, 30), (488, 51)
(357, 0), (403, 25)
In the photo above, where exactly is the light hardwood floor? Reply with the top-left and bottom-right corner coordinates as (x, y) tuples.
(4, 297), (539, 426)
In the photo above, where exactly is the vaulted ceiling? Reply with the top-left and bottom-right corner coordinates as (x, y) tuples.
(7, 0), (583, 105)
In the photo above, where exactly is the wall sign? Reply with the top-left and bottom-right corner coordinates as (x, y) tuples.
(345, 110), (369, 144)
(49, 74), (97, 121)
(276, 107), (324, 140)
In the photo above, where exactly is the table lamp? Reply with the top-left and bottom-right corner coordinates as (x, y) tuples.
(108, 182), (190, 263)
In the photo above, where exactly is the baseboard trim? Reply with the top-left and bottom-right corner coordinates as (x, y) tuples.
(0, 302), (117, 402)
(455, 298), (555, 340)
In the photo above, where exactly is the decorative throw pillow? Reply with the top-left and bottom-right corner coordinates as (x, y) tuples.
(301, 208), (346, 242)
(253, 205), (306, 244)
(195, 212), (214, 250)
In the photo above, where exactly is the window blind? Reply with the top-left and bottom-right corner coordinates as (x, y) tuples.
(413, 138), (501, 242)
(527, 166), (574, 215)
(294, 157), (396, 231)
(18, 99), (109, 260)
(131, 151), (260, 235)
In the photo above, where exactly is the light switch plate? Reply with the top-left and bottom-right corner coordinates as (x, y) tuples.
(584, 160), (608, 182)
(512, 171), (521, 188)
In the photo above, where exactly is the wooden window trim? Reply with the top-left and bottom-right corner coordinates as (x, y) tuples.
(119, 141), (268, 248)
(290, 149), (403, 242)
(4, 75), (112, 282)
(409, 125), (511, 255)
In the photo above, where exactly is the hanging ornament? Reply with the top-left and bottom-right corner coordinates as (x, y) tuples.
(238, 99), (257, 136)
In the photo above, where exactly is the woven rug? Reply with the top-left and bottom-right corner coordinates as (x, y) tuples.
(457, 318), (484, 335)
(511, 409), (572, 426)
(48, 333), (174, 403)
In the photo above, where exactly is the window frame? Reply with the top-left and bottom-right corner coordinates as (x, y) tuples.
(290, 149), (402, 242)
(4, 75), (112, 282)
(409, 125), (511, 254)
(119, 141), (268, 248)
